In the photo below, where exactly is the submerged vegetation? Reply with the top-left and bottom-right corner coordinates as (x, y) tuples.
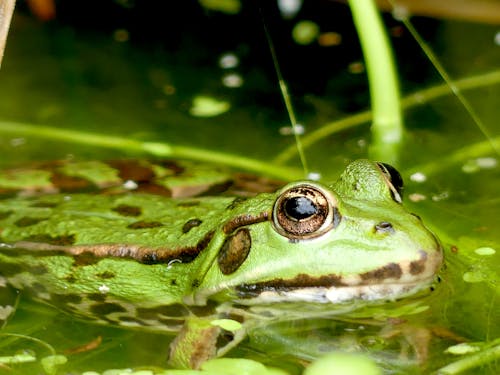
(0, 0), (498, 374)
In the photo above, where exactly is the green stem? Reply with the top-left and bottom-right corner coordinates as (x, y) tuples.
(0, 120), (303, 181)
(406, 136), (500, 177)
(274, 70), (500, 164)
(348, 0), (403, 163)
(436, 340), (500, 374)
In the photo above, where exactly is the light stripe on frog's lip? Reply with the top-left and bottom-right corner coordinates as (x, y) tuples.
(234, 249), (442, 303)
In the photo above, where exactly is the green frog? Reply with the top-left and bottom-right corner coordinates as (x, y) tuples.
(0, 159), (442, 368)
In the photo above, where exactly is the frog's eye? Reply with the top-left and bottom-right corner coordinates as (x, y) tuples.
(273, 184), (339, 239)
(376, 162), (404, 203)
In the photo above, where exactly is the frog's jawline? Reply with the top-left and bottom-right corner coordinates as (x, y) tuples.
(234, 277), (435, 304)
(234, 248), (442, 304)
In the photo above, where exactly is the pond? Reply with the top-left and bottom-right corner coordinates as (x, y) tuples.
(0, 1), (498, 374)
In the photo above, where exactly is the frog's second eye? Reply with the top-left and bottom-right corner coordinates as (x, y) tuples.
(273, 184), (338, 239)
(376, 162), (404, 203)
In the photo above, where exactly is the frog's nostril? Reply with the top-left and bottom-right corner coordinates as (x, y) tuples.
(374, 222), (395, 234)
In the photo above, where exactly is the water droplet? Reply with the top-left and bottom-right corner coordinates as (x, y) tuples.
(222, 73), (244, 88)
(9, 138), (26, 147)
(494, 31), (500, 46)
(279, 123), (305, 135)
(431, 191), (449, 201)
(219, 53), (239, 69)
(410, 172), (427, 183)
(409, 193), (426, 202)
(474, 247), (496, 256)
(307, 172), (321, 181)
(98, 284), (110, 293)
(123, 180), (138, 190)
(278, 0), (303, 19)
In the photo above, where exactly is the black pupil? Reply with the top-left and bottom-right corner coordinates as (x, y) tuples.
(284, 196), (317, 220)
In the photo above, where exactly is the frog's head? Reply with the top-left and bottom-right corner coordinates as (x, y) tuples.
(194, 159), (442, 306)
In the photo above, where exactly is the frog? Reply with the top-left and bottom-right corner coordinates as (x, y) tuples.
(0, 158), (443, 369)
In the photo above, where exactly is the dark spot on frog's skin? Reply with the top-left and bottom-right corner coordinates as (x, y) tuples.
(0, 210), (13, 220)
(215, 330), (236, 352)
(90, 302), (127, 316)
(87, 293), (107, 302)
(236, 273), (346, 298)
(96, 271), (116, 279)
(170, 279), (177, 286)
(360, 263), (402, 281)
(65, 274), (77, 283)
(23, 234), (75, 246)
(135, 184), (172, 197)
(14, 217), (48, 227)
(0, 263), (23, 276)
(136, 304), (189, 319)
(51, 293), (83, 304)
(226, 197), (246, 210)
(182, 218), (202, 234)
(50, 172), (91, 191)
(127, 220), (163, 229)
(74, 251), (100, 266)
(158, 318), (185, 327)
(374, 222), (395, 234)
(218, 228), (252, 275)
(112, 204), (142, 217)
(107, 160), (155, 182)
(29, 264), (49, 275)
(30, 201), (59, 208)
(409, 250), (428, 275)
(24, 282), (48, 296)
(191, 279), (200, 288)
(176, 201), (200, 208)
(198, 181), (233, 196)
(189, 300), (218, 316)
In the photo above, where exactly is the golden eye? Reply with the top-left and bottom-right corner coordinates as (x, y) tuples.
(272, 183), (340, 239)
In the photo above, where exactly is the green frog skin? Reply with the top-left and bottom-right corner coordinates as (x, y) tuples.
(0, 159), (442, 368)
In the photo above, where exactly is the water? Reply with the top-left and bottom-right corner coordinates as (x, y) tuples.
(0, 1), (499, 374)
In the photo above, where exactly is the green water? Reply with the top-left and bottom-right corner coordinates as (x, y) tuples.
(0, 2), (499, 374)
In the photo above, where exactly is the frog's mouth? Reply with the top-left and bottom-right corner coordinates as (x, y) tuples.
(234, 276), (437, 304)
(233, 249), (442, 304)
